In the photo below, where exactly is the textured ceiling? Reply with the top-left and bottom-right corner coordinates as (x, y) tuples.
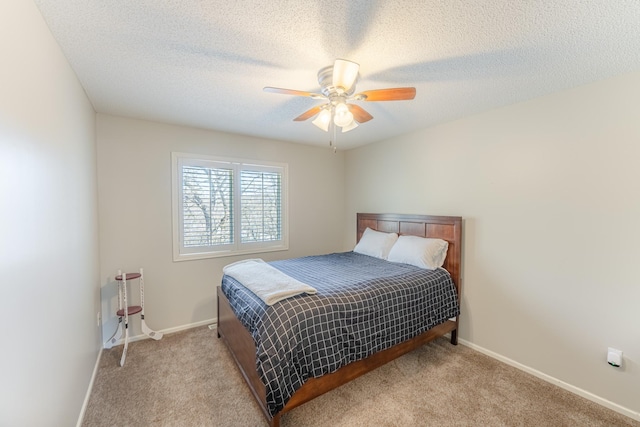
(34, 0), (640, 150)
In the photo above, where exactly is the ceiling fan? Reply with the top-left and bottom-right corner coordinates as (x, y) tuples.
(264, 59), (416, 134)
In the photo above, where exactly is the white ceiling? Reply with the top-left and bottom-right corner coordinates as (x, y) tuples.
(34, 0), (640, 150)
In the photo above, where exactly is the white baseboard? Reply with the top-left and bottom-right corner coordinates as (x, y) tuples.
(458, 338), (640, 422)
(76, 347), (103, 427)
(102, 317), (217, 348)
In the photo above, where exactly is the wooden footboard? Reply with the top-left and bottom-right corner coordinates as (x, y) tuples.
(217, 213), (462, 427)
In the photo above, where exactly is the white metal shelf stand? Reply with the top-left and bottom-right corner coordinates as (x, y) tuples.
(105, 268), (163, 366)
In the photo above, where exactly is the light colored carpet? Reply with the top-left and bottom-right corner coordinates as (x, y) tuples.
(82, 326), (638, 426)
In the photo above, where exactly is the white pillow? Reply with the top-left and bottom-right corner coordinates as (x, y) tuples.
(353, 228), (398, 260)
(387, 235), (449, 270)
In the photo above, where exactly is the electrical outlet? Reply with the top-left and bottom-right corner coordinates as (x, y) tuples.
(97, 312), (101, 327)
(607, 347), (622, 367)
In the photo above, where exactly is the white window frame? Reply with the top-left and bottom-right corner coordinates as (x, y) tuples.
(171, 152), (288, 261)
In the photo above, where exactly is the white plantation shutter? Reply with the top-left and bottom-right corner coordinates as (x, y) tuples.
(182, 165), (233, 247)
(240, 169), (281, 243)
(172, 153), (287, 260)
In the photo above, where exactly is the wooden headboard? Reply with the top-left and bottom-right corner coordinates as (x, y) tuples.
(357, 213), (463, 297)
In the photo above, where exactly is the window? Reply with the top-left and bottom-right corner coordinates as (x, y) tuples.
(172, 152), (288, 261)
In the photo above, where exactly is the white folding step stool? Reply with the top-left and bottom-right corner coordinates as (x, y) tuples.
(105, 268), (163, 366)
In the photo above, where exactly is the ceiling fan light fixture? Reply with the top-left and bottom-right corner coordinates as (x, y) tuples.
(333, 103), (354, 127)
(341, 120), (358, 133)
(312, 109), (331, 132)
(333, 59), (359, 92)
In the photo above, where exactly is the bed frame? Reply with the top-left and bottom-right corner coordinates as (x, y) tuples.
(217, 213), (462, 427)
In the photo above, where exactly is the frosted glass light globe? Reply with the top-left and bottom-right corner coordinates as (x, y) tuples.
(333, 103), (354, 127)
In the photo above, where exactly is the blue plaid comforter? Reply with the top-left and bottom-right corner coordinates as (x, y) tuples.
(221, 251), (460, 416)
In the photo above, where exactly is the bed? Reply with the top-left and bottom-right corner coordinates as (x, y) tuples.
(217, 213), (462, 426)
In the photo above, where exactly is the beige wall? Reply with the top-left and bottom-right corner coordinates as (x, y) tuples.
(344, 71), (640, 416)
(96, 114), (346, 338)
(0, 0), (100, 425)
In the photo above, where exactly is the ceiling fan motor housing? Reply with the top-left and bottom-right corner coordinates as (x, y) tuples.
(318, 65), (357, 98)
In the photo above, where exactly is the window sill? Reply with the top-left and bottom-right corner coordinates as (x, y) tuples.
(173, 244), (289, 262)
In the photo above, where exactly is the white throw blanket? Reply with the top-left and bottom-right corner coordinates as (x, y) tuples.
(223, 259), (317, 306)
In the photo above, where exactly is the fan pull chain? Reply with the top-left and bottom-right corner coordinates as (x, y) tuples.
(330, 118), (337, 153)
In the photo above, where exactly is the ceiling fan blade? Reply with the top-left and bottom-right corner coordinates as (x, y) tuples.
(355, 87), (416, 101)
(264, 86), (325, 99)
(293, 105), (324, 121)
(348, 104), (373, 123)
